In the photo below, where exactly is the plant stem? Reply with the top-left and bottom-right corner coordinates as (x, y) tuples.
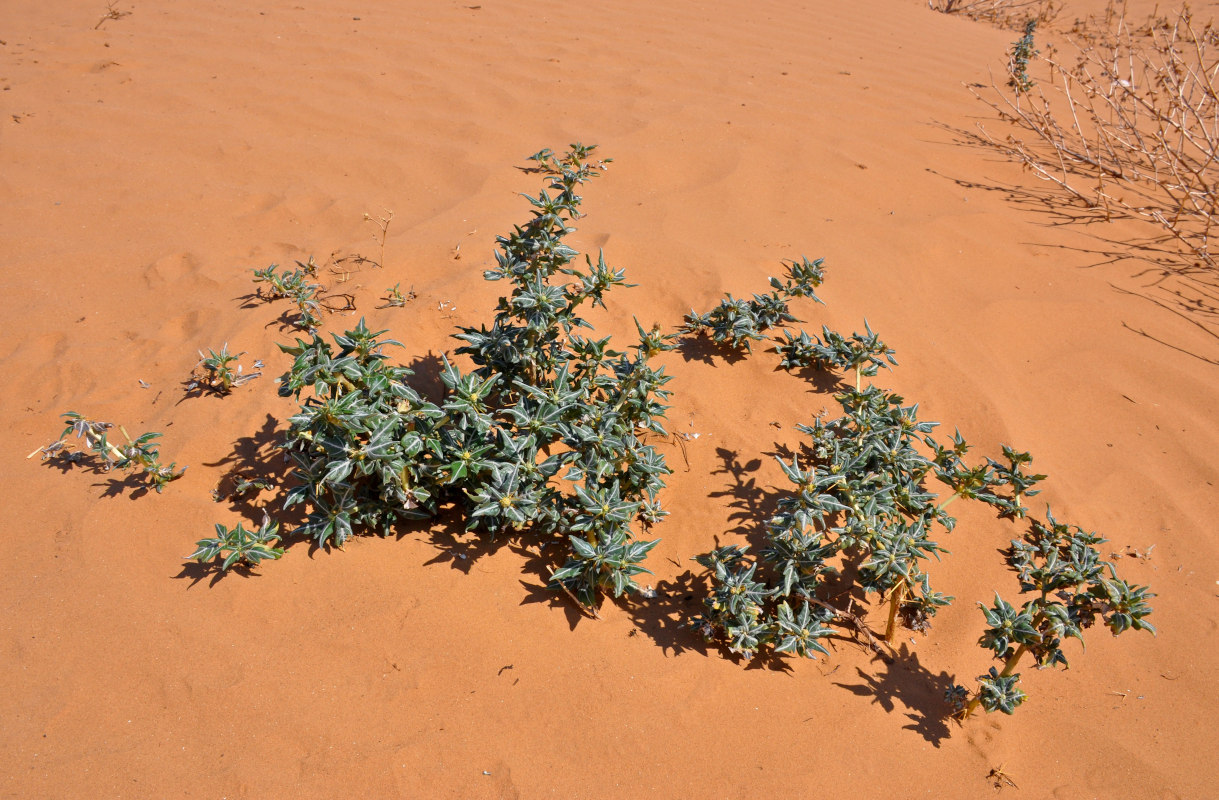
(884, 581), (906, 643)
(937, 490), (961, 511)
(962, 643), (1028, 718)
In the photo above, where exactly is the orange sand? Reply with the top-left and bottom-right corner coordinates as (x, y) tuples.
(2, 0), (1215, 797)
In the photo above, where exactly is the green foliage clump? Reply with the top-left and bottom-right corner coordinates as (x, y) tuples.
(1008, 19), (1038, 93)
(688, 272), (1153, 717)
(270, 144), (673, 611)
(775, 320), (897, 389)
(189, 516), (284, 571)
(683, 257), (825, 350)
(948, 511), (1155, 716)
(694, 385), (959, 658)
(252, 258), (324, 331)
(189, 343), (262, 395)
(694, 545), (836, 659)
(38, 411), (185, 492)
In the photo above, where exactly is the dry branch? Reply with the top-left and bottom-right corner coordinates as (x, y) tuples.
(929, 0), (1061, 29)
(969, 5), (1218, 270)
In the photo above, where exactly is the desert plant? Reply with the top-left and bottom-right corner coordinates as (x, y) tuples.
(267, 144), (674, 612)
(364, 209), (394, 269)
(188, 514), (284, 571)
(929, 0), (1060, 28)
(689, 270), (1148, 715)
(693, 382), (965, 657)
(252, 259), (326, 331)
(775, 320), (897, 389)
(188, 343), (262, 395)
(35, 411), (185, 492)
(377, 282), (416, 308)
(1008, 19), (1039, 92)
(682, 258), (825, 350)
(948, 511), (1155, 716)
(968, 5), (1219, 269)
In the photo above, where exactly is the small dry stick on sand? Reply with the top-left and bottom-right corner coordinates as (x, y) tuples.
(987, 763), (1020, 791)
(364, 209), (394, 269)
(94, 2), (130, 29)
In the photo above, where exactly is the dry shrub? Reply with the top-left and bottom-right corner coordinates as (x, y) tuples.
(929, 0), (1061, 29)
(970, 5), (1219, 270)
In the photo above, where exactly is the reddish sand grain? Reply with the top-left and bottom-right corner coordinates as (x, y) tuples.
(2, 0), (1216, 797)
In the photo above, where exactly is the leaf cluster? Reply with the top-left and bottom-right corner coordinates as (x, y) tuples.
(688, 270), (1151, 717)
(40, 411), (186, 492)
(252, 258), (325, 331)
(694, 382), (965, 659)
(947, 509), (1155, 715)
(188, 515), (284, 571)
(775, 320), (897, 387)
(271, 145), (673, 610)
(1008, 19), (1039, 93)
(188, 343), (262, 395)
(682, 258), (825, 350)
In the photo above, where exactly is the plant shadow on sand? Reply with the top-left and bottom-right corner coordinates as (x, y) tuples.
(925, 139), (1219, 366)
(38, 448), (163, 501)
(676, 334), (752, 367)
(835, 643), (958, 747)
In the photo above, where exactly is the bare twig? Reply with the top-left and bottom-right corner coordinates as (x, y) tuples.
(805, 596), (895, 659)
(94, 1), (129, 29)
(967, 5), (1218, 270)
(930, 0), (1061, 29)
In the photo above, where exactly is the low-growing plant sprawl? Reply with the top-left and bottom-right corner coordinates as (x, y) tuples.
(683, 273), (1154, 716)
(202, 144), (675, 614)
(37, 144), (1155, 728)
(33, 411), (185, 492)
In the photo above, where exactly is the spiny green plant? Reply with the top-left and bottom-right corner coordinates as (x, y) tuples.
(378, 282), (415, 308)
(188, 514), (284, 571)
(263, 144), (674, 612)
(775, 320), (897, 389)
(694, 385), (961, 657)
(36, 411), (185, 492)
(948, 510), (1155, 716)
(688, 275), (1151, 715)
(188, 343), (262, 395)
(682, 257), (825, 350)
(252, 258), (325, 331)
(1008, 18), (1038, 93)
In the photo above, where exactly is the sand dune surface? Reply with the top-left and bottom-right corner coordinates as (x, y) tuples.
(2, 0), (1216, 797)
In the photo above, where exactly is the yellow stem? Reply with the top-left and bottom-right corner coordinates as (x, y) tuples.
(962, 644), (1028, 719)
(884, 581), (906, 644)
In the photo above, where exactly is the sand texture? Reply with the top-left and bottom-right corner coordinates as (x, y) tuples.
(2, 0), (1216, 797)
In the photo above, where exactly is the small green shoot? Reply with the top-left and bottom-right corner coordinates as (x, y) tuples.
(377, 282), (416, 308)
(1008, 19), (1038, 94)
(188, 343), (262, 395)
(252, 259), (325, 331)
(188, 514), (284, 571)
